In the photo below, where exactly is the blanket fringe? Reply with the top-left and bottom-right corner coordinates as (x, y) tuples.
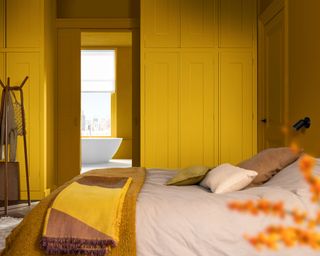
(40, 237), (114, 256)
(41, 247), (108, 256)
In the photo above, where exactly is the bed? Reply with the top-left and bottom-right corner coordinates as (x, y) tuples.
(2, 159), (320, 256)
(136, 159), (320, 256)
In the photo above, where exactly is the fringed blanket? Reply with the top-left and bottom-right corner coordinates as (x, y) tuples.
(40, 176), (132, 255)
(1, 167), (146, 256)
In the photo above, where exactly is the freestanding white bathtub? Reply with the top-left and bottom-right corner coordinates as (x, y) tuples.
(81, 138), (123, 164)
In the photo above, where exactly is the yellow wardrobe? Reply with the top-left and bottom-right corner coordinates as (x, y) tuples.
(141, 0), (257, 168)
(0, 0), (56, 199)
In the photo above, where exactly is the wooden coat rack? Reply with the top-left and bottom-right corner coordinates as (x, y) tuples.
(0, 77), (30, 216)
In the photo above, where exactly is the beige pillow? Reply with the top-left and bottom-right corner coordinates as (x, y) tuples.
(166, 166), (210, 186)
(237, 147), (302, 185)
(200, 164), (257, 193)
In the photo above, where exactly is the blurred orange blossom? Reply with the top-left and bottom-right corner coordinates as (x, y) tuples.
(229, 150), (320, 251)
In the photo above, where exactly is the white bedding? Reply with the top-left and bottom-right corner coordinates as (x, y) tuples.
(136, 159), (320, 256)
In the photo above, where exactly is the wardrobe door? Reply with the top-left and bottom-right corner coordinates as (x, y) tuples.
(6, 52), (42, 199)
(141, 52), (179, 168)
(0, 0), (4, 48)
(180, 51), (216, 167)
(181, 0), (217, 47)
(219, 52), (254, 164)
(219, 0), (256, 48)
(0, 53), (4, 81)
(141, 0), (180, 47)
(6, 0), (41, 48)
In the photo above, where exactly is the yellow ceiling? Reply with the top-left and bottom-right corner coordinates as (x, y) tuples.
(81, 32), (132, 47)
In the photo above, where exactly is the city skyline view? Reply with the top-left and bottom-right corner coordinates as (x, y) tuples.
(81, 92), (112, 136)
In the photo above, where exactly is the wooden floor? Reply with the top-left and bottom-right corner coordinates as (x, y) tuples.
(0, 202), (37, 218)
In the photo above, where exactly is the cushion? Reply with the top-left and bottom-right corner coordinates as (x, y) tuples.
(264, 155), (319, 190)
(166, 166), (210, 186)
(238, 147), (302, 185)
(200, 163), (257, 193)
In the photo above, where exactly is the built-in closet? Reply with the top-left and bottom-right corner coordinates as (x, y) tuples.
(141, 0), (257, 168)
(0, 0), (56, 199)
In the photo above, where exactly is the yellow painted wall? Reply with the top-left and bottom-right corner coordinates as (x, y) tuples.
(132, 29), (140, 167)
(288, 0), (320, 157)
(44, 0), (57, 193)
(57, 29), (81, 185)
(57, 0), (139, 18)
(114, 47), (133, 159)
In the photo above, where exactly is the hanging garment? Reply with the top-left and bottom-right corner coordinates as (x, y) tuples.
(11, 92), (24, 136)
(0, 88), (18, 161)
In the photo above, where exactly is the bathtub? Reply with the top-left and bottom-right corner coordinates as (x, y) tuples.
(81, 138), (123, 164)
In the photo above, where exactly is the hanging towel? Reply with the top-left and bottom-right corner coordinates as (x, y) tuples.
(0, 88), (18, 161)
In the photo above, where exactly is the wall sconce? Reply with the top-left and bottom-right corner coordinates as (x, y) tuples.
(292, 117), (311, 131)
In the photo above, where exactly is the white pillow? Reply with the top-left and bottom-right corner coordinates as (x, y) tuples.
(200, 163), (257, 193)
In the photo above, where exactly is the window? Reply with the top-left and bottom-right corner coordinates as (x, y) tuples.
(81, 50), (116, 137)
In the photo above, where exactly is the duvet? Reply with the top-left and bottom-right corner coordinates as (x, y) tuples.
(136, 159), (320, 256)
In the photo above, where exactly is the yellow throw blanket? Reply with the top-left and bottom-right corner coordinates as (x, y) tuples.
(40, 176), (132, 255)
(1, 167), (146, 256)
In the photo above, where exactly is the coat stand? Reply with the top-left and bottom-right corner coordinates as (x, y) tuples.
(0, 77), (31, 216)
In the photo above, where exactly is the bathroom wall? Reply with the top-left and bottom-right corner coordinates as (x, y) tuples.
(114, 47), (133, 159)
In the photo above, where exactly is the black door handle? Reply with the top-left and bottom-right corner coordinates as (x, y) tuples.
(293, 117), (311, 130)
(261, 118), (267, 123)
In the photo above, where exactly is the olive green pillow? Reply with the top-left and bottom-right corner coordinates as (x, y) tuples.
(166, 166), (210, 186)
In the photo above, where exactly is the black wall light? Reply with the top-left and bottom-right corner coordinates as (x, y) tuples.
(292, 117), (311, 131)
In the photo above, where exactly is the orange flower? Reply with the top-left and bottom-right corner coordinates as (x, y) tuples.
(257, 199), (271, 213)
(309, 178), (320, 202)
(272, 202), (285, 218)
(290, 141), (300, 154)
(315, 211), (320, 224)
(292, 209), (307, 224)
(229, 152), (320, 251)
(228, 199), (285, 218)
(308, 219), (316, 229)
(281, 228), (297, 247)
(246, 226), (320, 251)
(299, 155), (315, 178)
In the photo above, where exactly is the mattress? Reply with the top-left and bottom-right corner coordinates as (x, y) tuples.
(136, 159), (320, 256)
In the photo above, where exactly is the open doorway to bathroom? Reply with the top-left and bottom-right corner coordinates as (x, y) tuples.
(80, 32), (133, 173)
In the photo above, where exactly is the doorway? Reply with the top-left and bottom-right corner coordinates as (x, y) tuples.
(57, 25), (140, 185)
(258, 0), (288, 151)
(80, 32), (133, 172)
